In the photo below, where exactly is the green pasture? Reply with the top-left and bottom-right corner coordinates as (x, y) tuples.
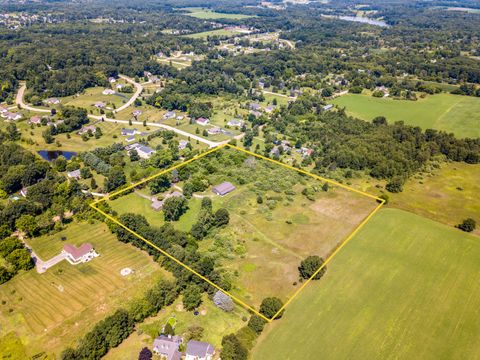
(182, 29), (244, 40)
(181, 7), (255, 19)
(252, 208), (480, 360)
(332, 93), (480, 138)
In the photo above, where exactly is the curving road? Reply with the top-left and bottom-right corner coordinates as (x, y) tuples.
(89, 114), (221, 148)
(16, 83), (51, 113)
(114, 75), (143, 114)
(15, 76), (222, 148)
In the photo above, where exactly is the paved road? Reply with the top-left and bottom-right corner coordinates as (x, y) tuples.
(16, 83), (51, 113)
(16, 77), (223, 148)
(114, 75), (143, 114)
(89, 115), (222, 148)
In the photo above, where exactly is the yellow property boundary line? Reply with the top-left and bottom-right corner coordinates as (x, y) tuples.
(90, 143), (384, 322)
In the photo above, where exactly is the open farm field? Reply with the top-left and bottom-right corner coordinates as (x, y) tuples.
(332, 93), (480, 138)
(0, 221), (166, 358)
(180, 7), (255, 19)
(183, 29), (246, 40)
(103, 146), (379, 313)
(252, 208), (480, 359)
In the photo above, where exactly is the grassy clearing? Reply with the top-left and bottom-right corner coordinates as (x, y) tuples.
(107, 147), (378, 308)
(387, 162), (480, 235)
(0, 221), (166, 358)
(180, 7), (255, 19)
(350, 162), (480, 236)
(183, 29), (245, 39)
(332, 93), (480, 138)
(62, 86), (130, 113)
(252, 208), (480, 360)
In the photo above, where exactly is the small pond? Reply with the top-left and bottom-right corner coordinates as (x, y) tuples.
(37, 150), (77, 161)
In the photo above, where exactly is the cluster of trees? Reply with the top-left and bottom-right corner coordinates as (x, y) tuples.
(42, 107), (89, 143)
(191, 198), (230, 240)
(0, 136), (86, 238)
(61, 279), (179, 359)
(265, 109), (479, 188)
(220, 296), (284, 360)
(0, 237), (34, 284)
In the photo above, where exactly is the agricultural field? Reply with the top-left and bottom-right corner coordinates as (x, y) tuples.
(0, 221), (167, 358)
(180, 7), (256, 19)
(183, 28), (247, 40)
(332, 93), (480, 138)
(252, 208), (480, 359)
(106, 146), (379, 311)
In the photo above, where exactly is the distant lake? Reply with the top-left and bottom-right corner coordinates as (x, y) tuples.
(322, 14), (389, 27)
(38, 150), (77, 161)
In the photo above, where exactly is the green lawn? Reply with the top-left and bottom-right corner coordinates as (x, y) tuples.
(332, 93), (480, 138)
(180, 7), (255, 19)
(182, 29), (245, 39)
(252, 208), (480, 360)
(104, 294), (249, 359)
(0, 221), (167, 358)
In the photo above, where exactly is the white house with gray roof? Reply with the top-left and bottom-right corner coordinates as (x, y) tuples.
(185, 340), (215, 360)
(152, 335), (182, 360)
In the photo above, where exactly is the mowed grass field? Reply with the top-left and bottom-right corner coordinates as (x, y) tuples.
(183, 29), (245, 39)
(252, 208), (480, 360)
(0, 221), (167, 358)
(332, 93), (480, 138)
(181, 7), (255, 19)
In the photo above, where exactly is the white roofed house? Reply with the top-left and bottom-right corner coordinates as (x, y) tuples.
(207, 126), (221, 135)
(78, 125), (97, 135)
(265, 105), (276, 113)
(212, 182), (236, 196)
(0, 105), (8, 114)
(132, 110), (142, 117)
(102, 89), (115, 95)
(67, 169), (81, 180)
(95, 101), (106, 109)
(108, 77), (116, 83)
(249, 102), (262, 111)
(135, 145), (155, 159)
(195, 117), (210, 126)
(178, 139), (189, 150)
(29, 115), (42, 125)
(227, 119), (244, 127)
(163, 111), (176, 120)
(44, 97), (60, 105)
(4, 112), (22, 121)
(121, 128), (139, 136)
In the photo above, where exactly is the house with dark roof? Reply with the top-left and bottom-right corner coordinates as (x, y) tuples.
(136, 145), (155, 159)
(178, 139), (189, 150)
(153, 335), (182, 360)
(212, 182), (236, 196)
(185, 340), (215, 360)
(62, 243), (98, 264)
